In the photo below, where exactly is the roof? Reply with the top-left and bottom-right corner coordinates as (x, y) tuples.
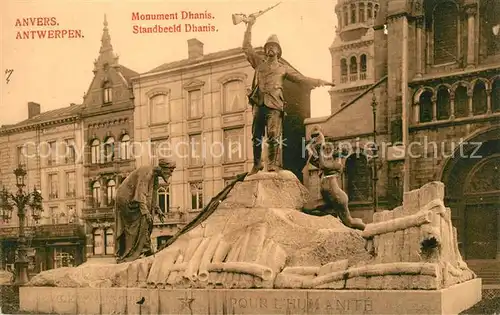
(120, 65), (139, 83)
(0, 104), (84, 133)
(144, 46), (310, 87)
(146, 47), (245, 74)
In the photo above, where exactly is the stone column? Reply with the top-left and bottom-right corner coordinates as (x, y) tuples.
(415, 17), (424, 78)
(356, 2), (360, 23)
(468, 89), (474, 116)
(365, 2), (368, 21)
(414, 102), (420, 124)
(497, 209), (500, 260)
(487, 88), (492, 114)
(465, 5), (477, 68)
(450, 93), (456, 120)
(432, 95), (437, 121)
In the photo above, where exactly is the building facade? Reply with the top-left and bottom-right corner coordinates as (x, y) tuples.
(0, 102), (86, 275)
(305, 0), (500, 283)
(132, 38), (312, 250)
(80, 16), (138, 262)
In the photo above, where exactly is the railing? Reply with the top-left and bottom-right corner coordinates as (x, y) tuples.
(340, 75), (348, 84)
(0, 224), (85, 239)
(81, 207), (114, 220)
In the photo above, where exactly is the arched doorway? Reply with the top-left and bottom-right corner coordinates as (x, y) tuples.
(441, 128), (500, 261)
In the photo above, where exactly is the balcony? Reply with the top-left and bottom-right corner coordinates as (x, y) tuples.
(153, 208), (190, 226)
(66, 191), (76, 198)
(82, 207), (114, 220)
(0, 224), (85, 239)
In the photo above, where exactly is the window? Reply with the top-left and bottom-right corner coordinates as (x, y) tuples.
(92, 181), (101, 207)
(93, 229), (104, 255)
(119, 134), (130, 160)
(419, 90), (433, 123)
(436, 86), (451, 120)
(223, 128), (244, 163)
(49, 206), (59, 224)
(189, 134), (202, 166)
(190, 182), (203, 210)
(367, 3), (373, 19)
(433, 2), (459, 65)
(150, 94), (169, 124)
(103, 137), (115, 163)
(48, 174), (58, 199)
(350, 3), (356, 24)
(54, 249), (74, 269)
(492, 79), (500, 112)
(472, 81), (487, 115)
(482, 0), (500, 56)
(67, 205), (76, 223)
(223, 80), (246, 112)
(345, 154), (372, 202)
(454, 86), (468, 117)
(343, 7), (349, 26)
(105, 228), (114, 255)
(91, 139), (100, 164)
(359, 3), (365, 23)
(340, 59), (348, 83)
(157, 236), (172, 249)
(16, 146), (26, 167)
(103, 82), (112, 104)
(188, 89), (203, 118)
(107, 179), (116, 206)
(158, 186), (171, 213)
(360, 54), (367, 80)
(66, 172), (76, 198)
(349, 56), (358, 81)
(48, 141), (57, 165)
(65, 139), (76, 163)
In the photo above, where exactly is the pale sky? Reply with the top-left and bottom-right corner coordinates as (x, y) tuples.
(1, 0), (338, 126)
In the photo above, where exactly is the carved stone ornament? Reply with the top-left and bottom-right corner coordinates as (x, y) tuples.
(466, 157), (500, 193)
(409, 0), (424, 17)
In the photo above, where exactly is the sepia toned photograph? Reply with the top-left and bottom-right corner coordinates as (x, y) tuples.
(0, 0), (499, 313)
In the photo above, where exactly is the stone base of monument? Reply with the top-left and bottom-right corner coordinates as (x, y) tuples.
(21, 172), (483, 314)
(19, 278), (481, 314)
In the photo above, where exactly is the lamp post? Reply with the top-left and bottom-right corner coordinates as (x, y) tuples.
(0, 165), (43, 285)
(371, 91), (379, 213)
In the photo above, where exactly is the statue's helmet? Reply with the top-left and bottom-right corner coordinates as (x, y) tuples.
(264, 34), (282, 58)
(158, 158), (176, 170)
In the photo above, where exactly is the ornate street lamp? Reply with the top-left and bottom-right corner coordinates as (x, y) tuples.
(0, 165), (44, 285)
(370, 91), (381, 213)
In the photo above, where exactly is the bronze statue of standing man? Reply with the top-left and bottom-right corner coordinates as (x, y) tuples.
(241, 15), (334, 175)
(114, 158), (176, 263)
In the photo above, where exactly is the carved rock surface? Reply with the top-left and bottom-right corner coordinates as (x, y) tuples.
(28, 171), (370, 288)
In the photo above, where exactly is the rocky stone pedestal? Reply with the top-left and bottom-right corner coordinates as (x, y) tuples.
(21, 174), (482, 314)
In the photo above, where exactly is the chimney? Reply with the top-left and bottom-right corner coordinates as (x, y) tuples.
(187, 38), (204, 59)
(28, 102), (41, 119)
